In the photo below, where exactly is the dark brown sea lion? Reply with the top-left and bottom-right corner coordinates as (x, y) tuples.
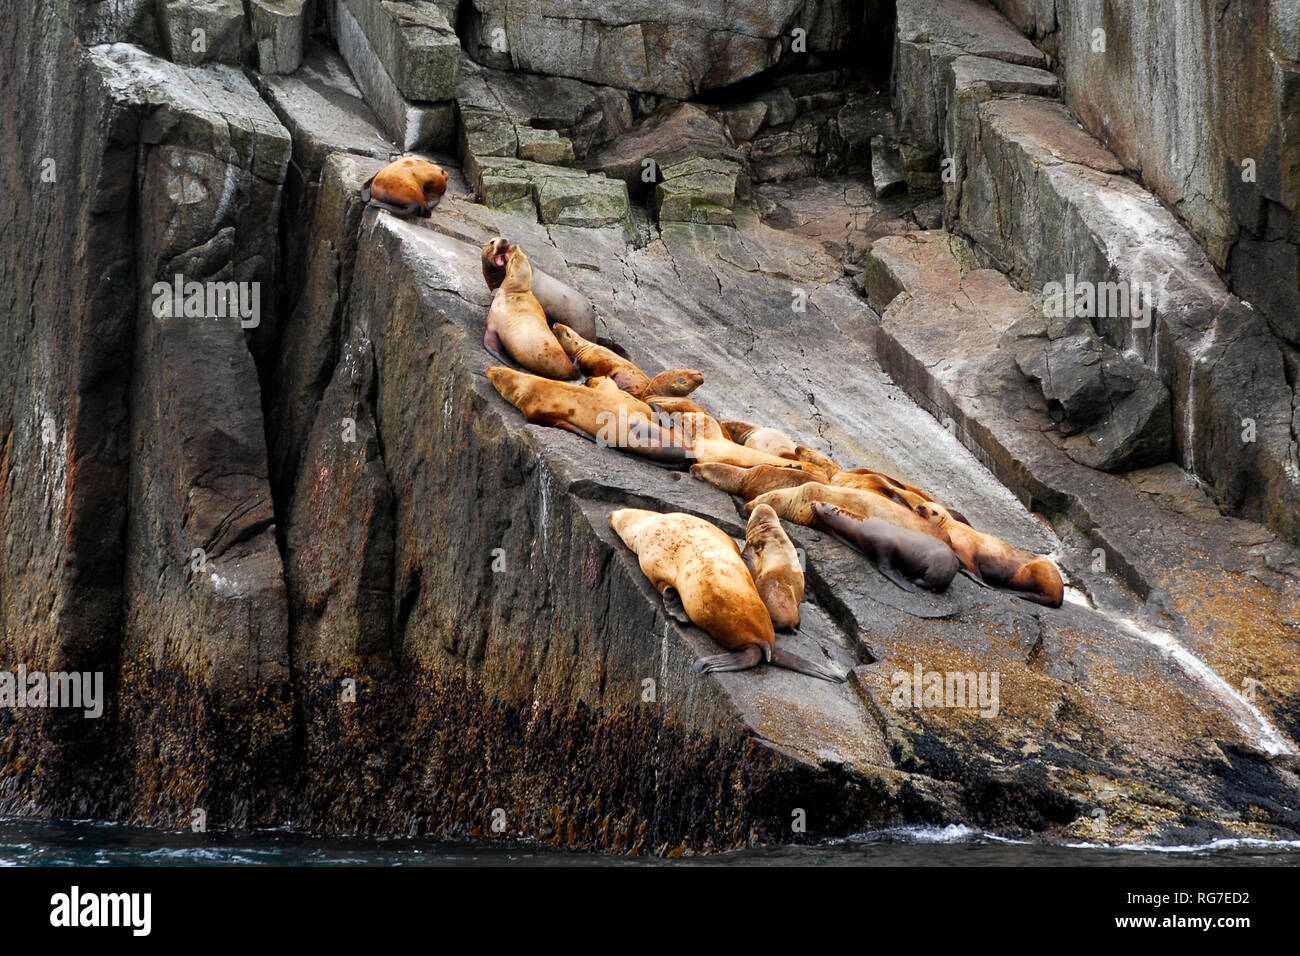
(811, 502), (960, 593)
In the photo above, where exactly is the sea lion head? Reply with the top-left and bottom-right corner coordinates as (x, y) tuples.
(690, 462), (747, 493)
(647, 368), (704, 397)
(501, 245), (533, 293)
(486, 365), (528, 406)
(481, 236), (514, 290)
(551, 322), (585, 358)
(913, 501), (952, 529)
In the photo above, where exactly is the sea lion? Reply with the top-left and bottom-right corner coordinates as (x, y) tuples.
(586, 375), (624, 395)
(794, 445), (842, 475)
(680, 413), (827, 474)
(721, 420), (799, 459)
(646, 395), (710, 417)
(912, 502), (1064, 606)
(554, 323), (702, 401)
(831, 470), (934, 513)
(361, 157), (447, 218)
(746, 482), (950, 545)
(743, 504), (805, 630)
(690, 462), (822, 499)
(481, 237), (597, 340)
(487, 366), (685, 465)
(645, 368), (704, 398)
(811, 503), (960, 593)
(609, 508), (841, 681)
(484, 249), (577, 379)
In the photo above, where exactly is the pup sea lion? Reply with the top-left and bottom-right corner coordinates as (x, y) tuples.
(721, 420), (799, 459)
(811, 502), (960, 593)
(609, 508), (841, 681)
(482, 237), (597, 340)
(743, 504), (805, 630)
(361, 157), (447, 218)
(690, 462), (822, 499)
(747, 482), (950, 545)
(484, 249), (577, 379)
(488, 367), (685, 465)
(913, 502), (1064, 607)
(554, 323), (702, 401)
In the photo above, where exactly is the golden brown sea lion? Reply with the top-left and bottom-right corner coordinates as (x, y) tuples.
(361, 157), (447, 218)
(794, 445), (842, 475)
(646, 395), (710, 417)
(609, 508), (841, 681)
(554, 323), (701, 401)
(746, 482), (950, 545)
(646, 368), (704, 398)
(484, 249), (577, 379)
(487, 367), (685, 465)
(680, 414), (827, 474)
(912, 502), (1063, 606)
(481, 237), (597, 340)
(690, 462), (822, 499)
(743, 504), (805, 630)
(721, 420), (799, 459)
(812, 502), (960, 593)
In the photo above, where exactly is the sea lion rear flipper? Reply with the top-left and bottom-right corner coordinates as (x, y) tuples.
(693, 645), (765, 674)
(877, 560), (918, 592)
(625, 419), (688, 468)
(361, 174), (375, 202)
(959, 567), (990, 588)
(770, 647), (845, 683)
(660, 586), (692, 624)
(948, 509), (972, 526)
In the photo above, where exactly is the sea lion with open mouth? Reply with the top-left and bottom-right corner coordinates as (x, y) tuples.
(484, 248), (577, 379)
(481, 237), (597, 340)
(609, 508), (841, 681)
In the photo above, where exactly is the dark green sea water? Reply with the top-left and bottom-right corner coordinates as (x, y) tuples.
(3, 819), (1298, 866)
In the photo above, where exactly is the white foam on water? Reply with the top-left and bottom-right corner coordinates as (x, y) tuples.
(1065, 836), (1300, 853)
(1063, 587), (1297, 756)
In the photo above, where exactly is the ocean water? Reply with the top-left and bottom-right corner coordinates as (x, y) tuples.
(3, 819), (1299, 866)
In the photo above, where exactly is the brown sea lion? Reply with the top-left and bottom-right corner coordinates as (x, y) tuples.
(481, 237), (597, 340)
(646, 368), (704, 398)
(646, 395), (710, 417)
(484, 249), (577, 379)
(680, 413), (827, 474)
(720, 420), (799, 459)
(746, 482), (950, 545)
(362, 157), (447, 218)
(609, 508), (841, 681)
(912, 502), (1064, 606)
(690, 462), (822, 499)
(812, 502), (960, 594)
(794, 445), (842, 475)
(743, 504), (805, 630)
(487, 367), (685, 465)
(554, 323), (701, 401)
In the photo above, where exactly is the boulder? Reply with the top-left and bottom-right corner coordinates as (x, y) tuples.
(654, 157), (743, 225)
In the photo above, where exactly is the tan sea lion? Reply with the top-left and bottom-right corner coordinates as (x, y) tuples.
(646, 395), (710, 417)
(721, 420), (799, 459)
(794, 445), (842, 475)
(361, 157), (447, 218)
(743, 504), (805, 630)
(690, 462), (822, 499)
(481, 237), (597, 340)
(912, 502), (1064, 606)
(487, 367), (685, 465)
(484, 249), (577, 379)
(645, 368), (704, 398)
(609, 508), (841, 681)
(680, 413), (827, 474)
(554, 323), (701, 401)
(812, 502), (960, 593)
(746, 482), (950, 545)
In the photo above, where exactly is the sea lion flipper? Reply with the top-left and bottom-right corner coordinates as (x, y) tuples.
(660, 586), (692, 624)
(740, 544), (759, 578)
(959, 567), (990, 588)
(770, 647), (845, 683)
(692, 645), (765, 674)
(877, 561), (918, 592)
